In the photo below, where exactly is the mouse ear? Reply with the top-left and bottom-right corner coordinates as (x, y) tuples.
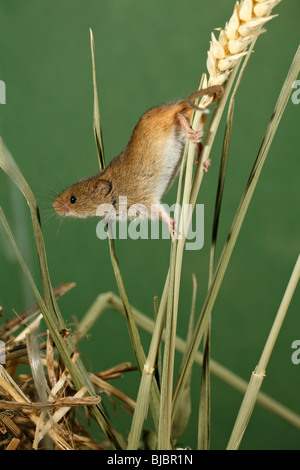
(91, 178), (112, 195)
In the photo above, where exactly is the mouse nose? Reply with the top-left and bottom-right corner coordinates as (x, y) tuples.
(53, 199), (70, 215)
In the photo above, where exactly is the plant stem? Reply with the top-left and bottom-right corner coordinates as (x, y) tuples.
(227, 255), (300, 450)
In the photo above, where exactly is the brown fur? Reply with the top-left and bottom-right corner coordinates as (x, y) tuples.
(53, 86), (223, 225)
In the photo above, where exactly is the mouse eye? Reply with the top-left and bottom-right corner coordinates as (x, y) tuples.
(70, 195), (77, 204)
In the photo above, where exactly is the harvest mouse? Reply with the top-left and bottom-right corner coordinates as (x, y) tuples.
(53, 86), (223, 240)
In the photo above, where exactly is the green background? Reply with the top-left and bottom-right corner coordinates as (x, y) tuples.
(0, 0), (299, 450)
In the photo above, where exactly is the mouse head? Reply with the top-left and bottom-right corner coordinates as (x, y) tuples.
(53, 175), (112, 218)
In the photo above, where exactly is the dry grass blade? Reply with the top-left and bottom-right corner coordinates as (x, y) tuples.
(197, 320), (211, 450)
(97, 362), (137, 380)
(157, 233), (178, 450)
(198, 38), (258, 451)
(90, 30), (161, 433)
(46, 330), (56, 389)
(0, 395), (101, 410)
(107, 237), (144, 371)
(77, 292), (114, 340)
(90, 28), (105, 170)
(107, 235), (161, 433)
(0, 282), (75, 340)
(127, 281), (169, 449)
(127, 364), (157, 449)
(26, 326), (50, 405)
(126, 283), (171, 449)
(157, 76), (207, 450)
(0, 139), (64, 332)
(171, 274), (197, 441)
(10, 313), (43, 345)
(91, 374), (135, 411)
(26, 325), (53, 449)
(227, 255), (300, 450)
(5, 437), (21, 450)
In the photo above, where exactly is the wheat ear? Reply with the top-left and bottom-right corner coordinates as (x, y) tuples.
(201, 0), (282, 106)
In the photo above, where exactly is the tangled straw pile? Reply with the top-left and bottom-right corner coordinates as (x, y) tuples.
(202, 0), (282, 105)
(0, 284), (137, 450)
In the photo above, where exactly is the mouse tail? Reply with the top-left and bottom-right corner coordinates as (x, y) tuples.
(187, 85), (224, 113)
